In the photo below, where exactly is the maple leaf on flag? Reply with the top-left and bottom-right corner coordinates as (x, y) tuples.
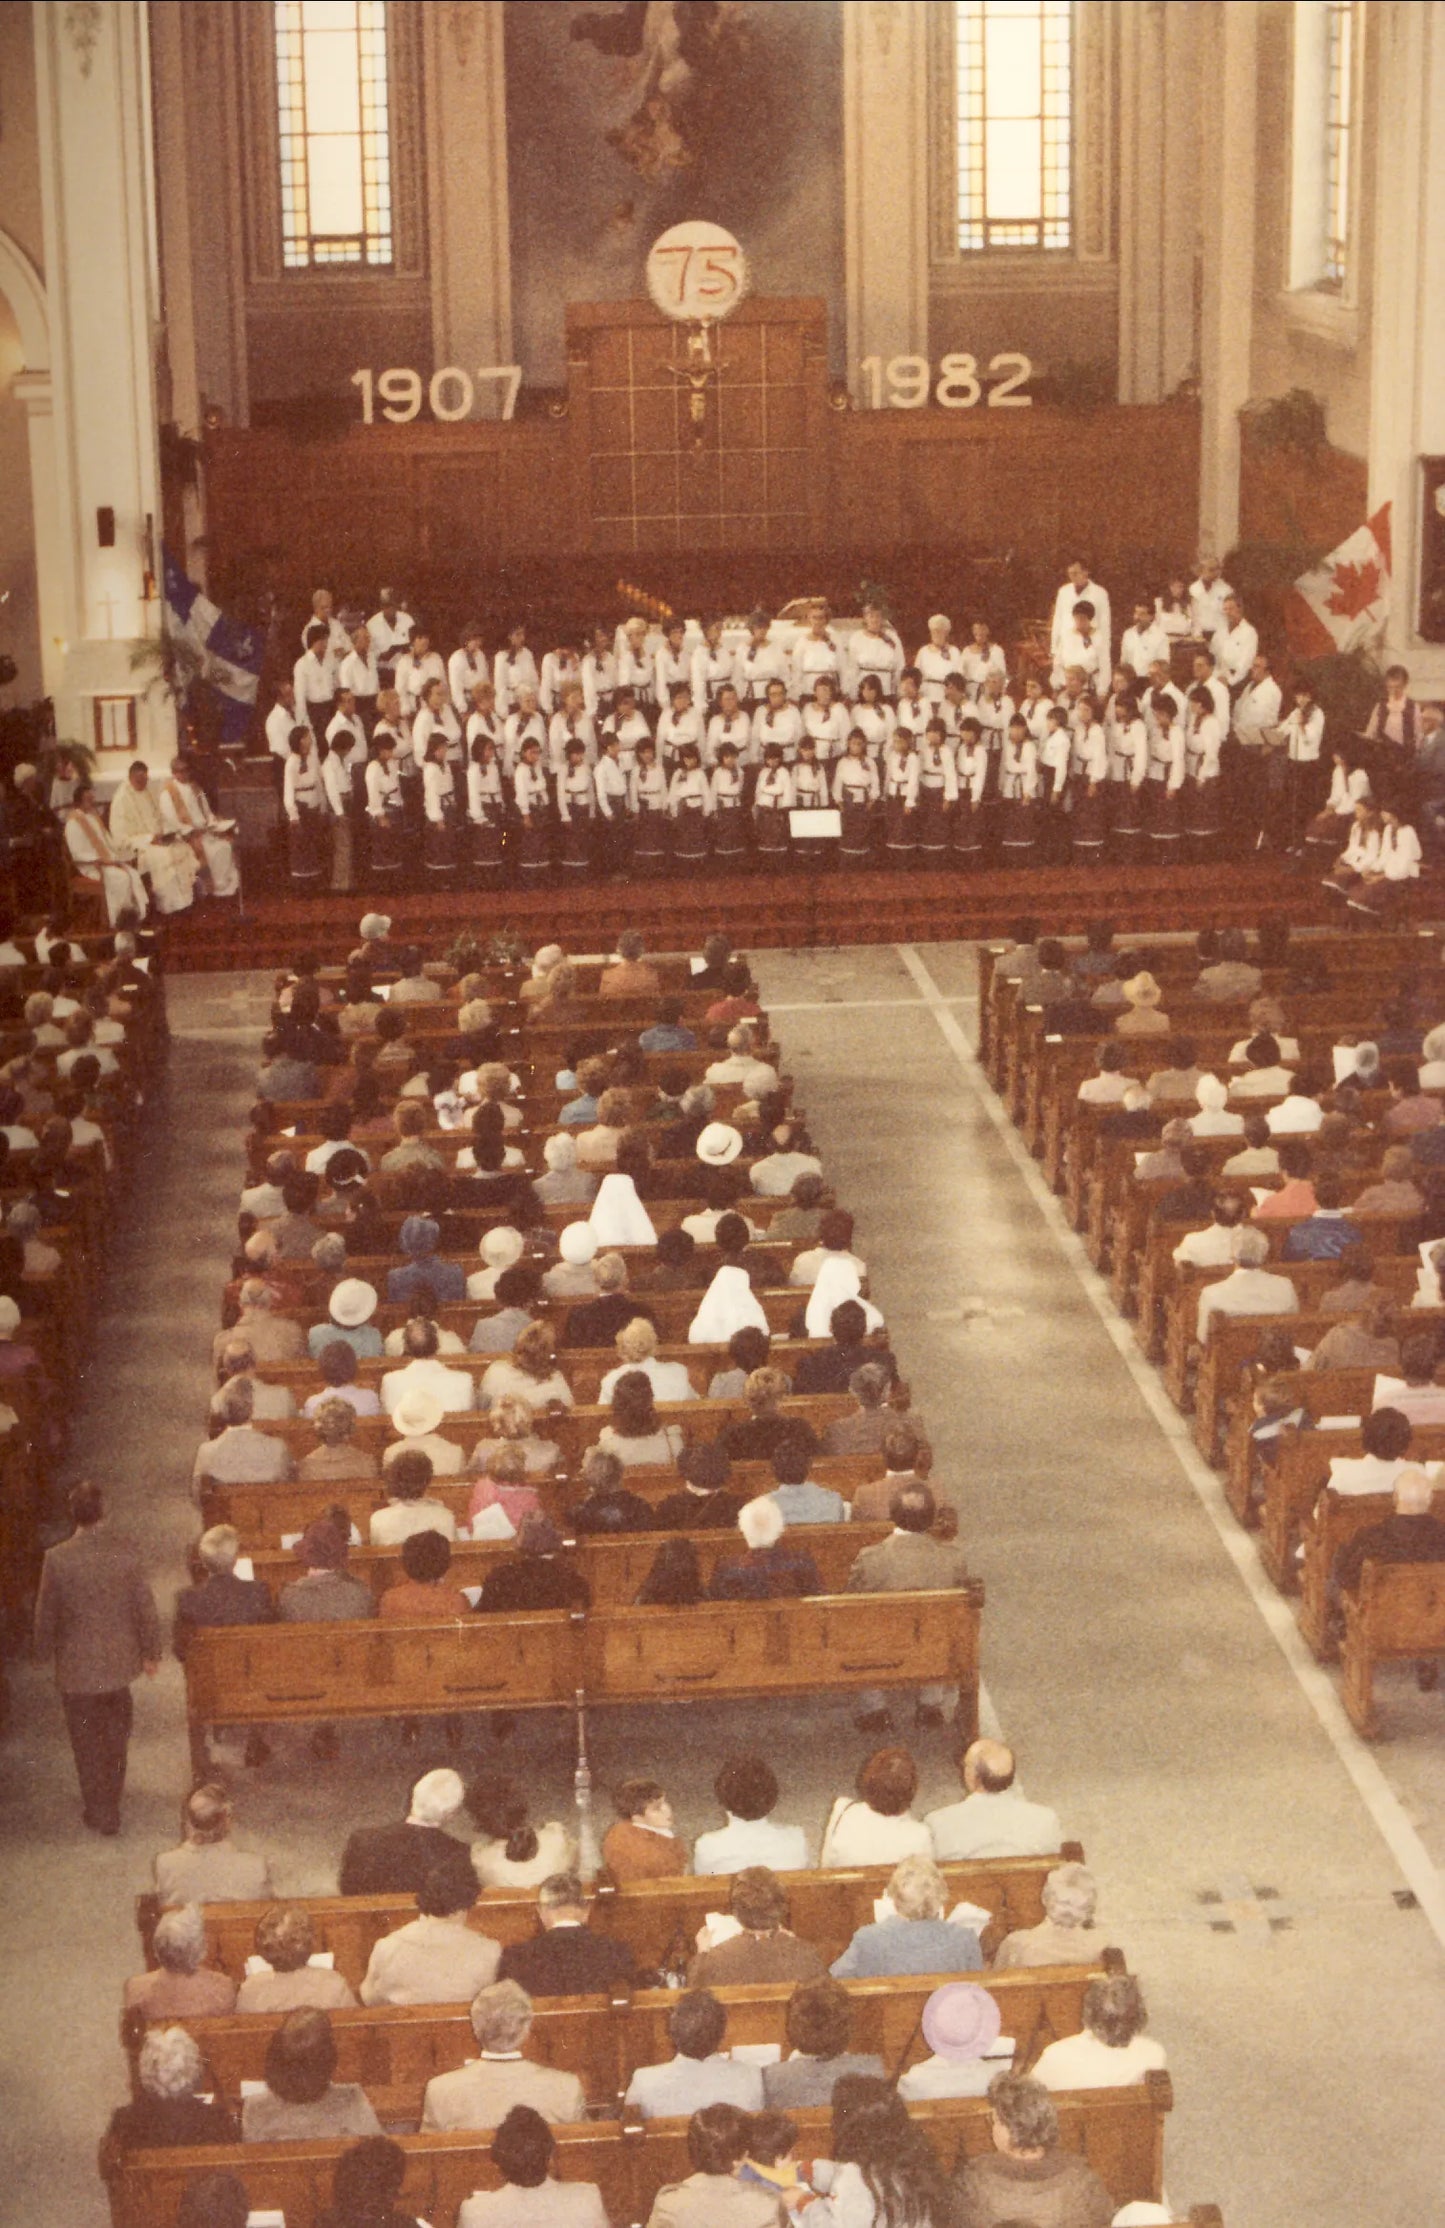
(1325, 558), (1382, 621)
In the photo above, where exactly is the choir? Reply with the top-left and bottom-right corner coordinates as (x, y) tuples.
(262, 581), (1427, 892)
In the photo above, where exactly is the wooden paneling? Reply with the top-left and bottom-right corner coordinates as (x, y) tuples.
(201, 296), (1201, 662)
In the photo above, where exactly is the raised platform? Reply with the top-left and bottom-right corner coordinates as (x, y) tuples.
(157, 860), (1421, 972)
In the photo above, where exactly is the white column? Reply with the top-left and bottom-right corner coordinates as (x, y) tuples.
(1368, 1), (1445, 687)
(1118, 0), (1201, 404)
(842, 0), (930, 401)
(1197, 0), (1258, 557)
(0, 224), (64, 704)
(422, 0), (514, 416)
(32, 0), (172, 760)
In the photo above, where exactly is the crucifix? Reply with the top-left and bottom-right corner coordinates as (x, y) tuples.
(94, 589), (120, 641)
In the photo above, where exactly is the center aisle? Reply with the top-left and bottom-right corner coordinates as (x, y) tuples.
(748, 940), (1445, 2228)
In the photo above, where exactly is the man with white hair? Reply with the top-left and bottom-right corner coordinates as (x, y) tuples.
(154, 1782), (273, 1902)
(123, 1902), (237, 2018)
(708, 1496), (823, 1600)
(421, 1978), (587, 2130)
(173, 1523), (277, 1771)
(532, 1132), (599, 1209)
(1195, 1225), (1299, 1341)
(992, 1863), (1098, 1969)
(1333, 1465), (1445, 1596)
(192, 1379), (292, 1497)
(213, 1279), (307, 1368)
(339, 1767), (469, 1895)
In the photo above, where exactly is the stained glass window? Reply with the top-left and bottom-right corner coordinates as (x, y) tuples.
(275, 0), (392, 270)
(956, 0), (1072, 253)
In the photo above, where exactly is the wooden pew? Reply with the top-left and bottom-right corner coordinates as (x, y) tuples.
(181, 1589), (986, 1741)
(102, 2079), (1180, 2228)
(247, 1395), (858, 1480)
(129, 1960), (1103, 2123)
(1297, 1486), (1445, 1661)
(239, 1521), (893, 1613)
(1260, 1421), (1445, 1593)
(201, 1455), (889, 1550)
(1341, 1560), (1445, 1736)
(136, 1849), (1086, 1986)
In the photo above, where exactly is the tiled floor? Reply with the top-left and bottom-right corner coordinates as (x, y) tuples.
(4, 950), (1444, 2228)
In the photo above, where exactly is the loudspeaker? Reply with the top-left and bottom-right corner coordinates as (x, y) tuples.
(96, 506), (115, 548)
(1419, 457), (1445, 644)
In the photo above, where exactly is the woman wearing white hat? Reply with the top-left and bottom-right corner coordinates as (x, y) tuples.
(307, 1277), (382, 1360)
(589, 1172), (657, 1248)
(695, 1121), (744, 1169)
(467, 1227), (526, 1303)
(542, 1222), (601, 1300)
(384, 1386), (464, 1474)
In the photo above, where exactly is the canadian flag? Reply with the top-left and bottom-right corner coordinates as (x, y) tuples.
(1283, 501), (1392, 659)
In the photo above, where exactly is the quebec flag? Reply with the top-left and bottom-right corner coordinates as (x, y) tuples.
(163, 549), (264, 745)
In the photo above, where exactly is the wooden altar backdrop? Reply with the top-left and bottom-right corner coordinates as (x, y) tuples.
(203, 296), (1202, 651)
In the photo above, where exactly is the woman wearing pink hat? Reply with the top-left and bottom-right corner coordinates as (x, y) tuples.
(897, 1981), (1014, 2099)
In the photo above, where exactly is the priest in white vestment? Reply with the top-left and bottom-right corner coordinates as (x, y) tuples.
(107, 761), (199, 913)
(157, 756), (241, 897)
(63, 783), (149, 922)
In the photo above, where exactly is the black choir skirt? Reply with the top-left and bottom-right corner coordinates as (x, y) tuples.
(516, 819), (551, 873)
(671, 804), (710, 864)
(839, 797), (876, 859)
(368, 813), (404, 876)
(288, 807), (326, 881)
(917, 790), (951, 853)
(713, 799), (748, 860)
(632, 807), (669, 872)
(424, 820), (458, 874)
(884, 798), (917, 852)
(755, 805), (790, 855)
(560, 813), (595, 870)
(951, 800), (985, 860)
(470, 816), (506, 870)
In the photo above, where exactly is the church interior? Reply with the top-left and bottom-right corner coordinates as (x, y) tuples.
(3, 6), (1445, 2228)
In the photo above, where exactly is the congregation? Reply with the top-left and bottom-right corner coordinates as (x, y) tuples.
(43, 919), (1191, 2228)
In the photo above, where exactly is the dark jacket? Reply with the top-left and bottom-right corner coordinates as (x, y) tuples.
(386, 1257), (467, 1307)
(338, 1819), (469, 1897)
(1334, 1512), (1445, 1594)
(173, 1570), (275, 1661)
(476, 1558), (592, 1614)
(568, 1489), (658, 1535)
(497, 1922), (637, 1998)
(106, 2095), (238, 2150)
(718, 1414), (818, 1462)
(708, 1545), (822, 1600)
(793, 1342), (895, 1396)
(655, 1488), (743, 1530)
(560, 1292), (657, 1348)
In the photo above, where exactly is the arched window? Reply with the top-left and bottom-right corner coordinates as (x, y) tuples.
(274, 0), (393, 270)
(1291, 0), (1357, 293)
(955, 0), (1073, 253)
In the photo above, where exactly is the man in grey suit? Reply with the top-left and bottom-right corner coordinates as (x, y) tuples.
(845, 1480), (970, 1735)
(33, 1482), (160, 1833)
